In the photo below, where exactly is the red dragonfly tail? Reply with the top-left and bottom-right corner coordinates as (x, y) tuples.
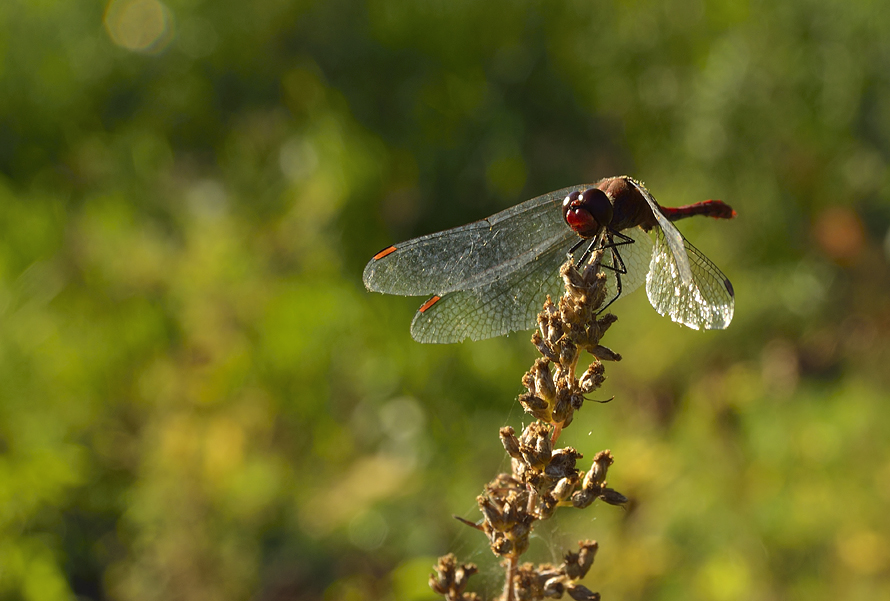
(660, 200), (736, 222)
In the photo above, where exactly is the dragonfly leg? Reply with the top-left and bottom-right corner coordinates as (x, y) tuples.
(570, 237), (596, 266)
(596, 230), (633, 314)
(569, 228), (637, 313)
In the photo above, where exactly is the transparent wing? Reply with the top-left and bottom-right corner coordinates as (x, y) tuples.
(627, 178), (694, 284)
(363, 185), (588, 296)
(602, 226), (653, 301)
(646, 228), (735, 330)
(409, 230), (579, 343)
(409, 226), (658, 343)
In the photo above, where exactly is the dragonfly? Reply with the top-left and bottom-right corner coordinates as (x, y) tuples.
(363, 176), (735, 343)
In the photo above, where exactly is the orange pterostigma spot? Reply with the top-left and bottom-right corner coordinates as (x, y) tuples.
(419, 296), (442, 313)
(373, 246), (397, 260)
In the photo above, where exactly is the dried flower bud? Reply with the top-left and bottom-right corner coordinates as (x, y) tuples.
(569, 392), (584, 410)
(561, 411), (574, 429)
(521, 370), (535, 393)
(552, 389), (573, 423)
(479, 496), (507, 531)
(538, 495), (558, 519)
(542, 296), (557, 315)
(519, 423), (552, 469)
(430, 560), (451, 594)
(567, 583), (600, 601)
(453, 564), (477, 592)
(532, 330), (554, 362)
(532, 359), (556, 400)
(583, 457), (609, 490)
(511, 457), (528, 479)
(536, 312), (551, 342)
(491, 534), (512, 556)
(563, 540), (598, 579)
(518, 392), (550, 421)
(591, 344), (621, 362)
(509, 520), (530, 542)
(450, 252), (625, 600)
(430, 554), (479, 598)
(545, 314), (564, 344)
(561, 260), (585, 290)
(559, 339), (578, 367)
(576, 541), (598, 576)
(581, 469), (596, 491)
(579, 362), (605, 393)
(600, 487), (628, 506)
(591, 451), (613, 482)
(543, 576), (566, 596)
(551, 476), (576, 502)
(500, 427), (522, 459)
(545, 447), (580, 479)
(571, 488), (595, 509)
(502, 497), (522, 526)
(596, 312), (617, 330)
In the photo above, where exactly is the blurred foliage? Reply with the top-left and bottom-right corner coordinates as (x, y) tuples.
(0, 0), (888, 600)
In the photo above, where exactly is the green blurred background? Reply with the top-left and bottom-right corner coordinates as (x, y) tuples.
(1, 0), (889, 599)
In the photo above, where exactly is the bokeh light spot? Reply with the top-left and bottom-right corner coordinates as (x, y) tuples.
(104, 0), (175, 54)
(348, 510), (389, 551)
(837, 529), (890, 575)
(812, 206), (865, 264)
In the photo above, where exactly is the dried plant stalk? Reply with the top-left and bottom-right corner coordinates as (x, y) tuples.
(431, 250), (627, 601)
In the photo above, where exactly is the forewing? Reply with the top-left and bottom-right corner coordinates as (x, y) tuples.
(364, 186), (586, 296)
(646, 228), (734, 330)
(410, 230), (578, 343)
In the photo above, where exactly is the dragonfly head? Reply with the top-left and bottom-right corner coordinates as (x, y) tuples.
(563, 188), (613, 238)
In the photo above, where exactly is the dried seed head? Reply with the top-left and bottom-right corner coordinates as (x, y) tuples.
(429, 554), (480, 599)
(442, 251), (620, 601)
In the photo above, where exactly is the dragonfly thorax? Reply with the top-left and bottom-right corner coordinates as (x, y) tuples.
(562, 188), (613, 238)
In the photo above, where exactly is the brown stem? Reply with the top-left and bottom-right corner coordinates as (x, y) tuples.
(551, 422), (563, 445)
(502, 554), (517, 601)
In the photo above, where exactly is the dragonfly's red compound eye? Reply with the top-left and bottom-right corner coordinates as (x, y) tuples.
(563, 188), (613, 238)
